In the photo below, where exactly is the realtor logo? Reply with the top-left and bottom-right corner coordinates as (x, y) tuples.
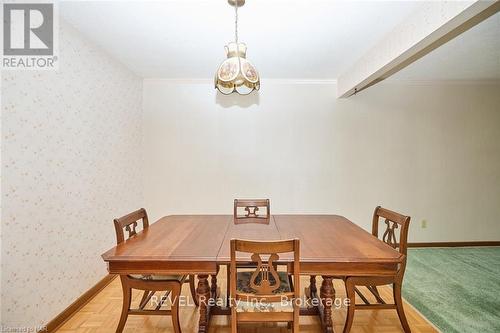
(1, 2), (58, 70)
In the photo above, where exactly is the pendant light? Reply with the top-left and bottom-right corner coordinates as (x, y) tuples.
(215, 0), (260, 95)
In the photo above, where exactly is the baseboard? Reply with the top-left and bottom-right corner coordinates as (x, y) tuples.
(409, 241), (500, 248)
(43, 274), (116, 333)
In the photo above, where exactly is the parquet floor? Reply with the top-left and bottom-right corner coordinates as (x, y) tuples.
(56, 270), (439, 333)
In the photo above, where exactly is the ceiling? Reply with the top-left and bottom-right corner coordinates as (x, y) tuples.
(60, 0), (422, 79)
(392, 12), (500, 81)
(60, 1), (500, 81)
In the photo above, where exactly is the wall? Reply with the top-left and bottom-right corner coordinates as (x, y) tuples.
(1, 21), (143, 327)
(143, 80), (500, 243)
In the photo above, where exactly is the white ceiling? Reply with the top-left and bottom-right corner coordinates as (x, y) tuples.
(60, 1), (500, 81)
(392, 11), (500, 81)
(60, 0), (422, 79)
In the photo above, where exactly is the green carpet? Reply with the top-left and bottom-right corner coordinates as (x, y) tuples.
(403, 247), (500, 333)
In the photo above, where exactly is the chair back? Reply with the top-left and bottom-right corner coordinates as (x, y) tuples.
(234, 199), (270, 219)
(371, 206), (410, 256)
(230, 239), (300, 303)
(114, 208), (149, 244)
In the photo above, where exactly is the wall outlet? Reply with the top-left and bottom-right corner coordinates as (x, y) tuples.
(421, 219), (427, 229)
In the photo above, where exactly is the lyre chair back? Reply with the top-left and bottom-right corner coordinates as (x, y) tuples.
(113, 208), (149, 244)
(372, 206), (410, 256)
(230, 239), (300, 333)
(234, 199), (270, 220)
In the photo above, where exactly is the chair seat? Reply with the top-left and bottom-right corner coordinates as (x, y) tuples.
(128, 274), (185, 282)
(236, 300), (294, 313)
(236, 271), (292, 294)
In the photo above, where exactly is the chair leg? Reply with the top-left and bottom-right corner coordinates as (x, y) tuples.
(393, 283), (411, 333)
(231, 307), (237, 333)
(292, 307), (300, 333)
(226, 264), (231, 307)
(342, 279), (356, 333)
(189, 275), (199, 306)
(171, 283), (182, 333)
(116, 277), (131, 333)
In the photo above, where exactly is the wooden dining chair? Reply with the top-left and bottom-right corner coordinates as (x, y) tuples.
(230, 239), (300, 333)
(113, 208), (197, 333)
(225, 199), (272, 304)
(234, 199), (270, 220)
(342, 206), (411, 333)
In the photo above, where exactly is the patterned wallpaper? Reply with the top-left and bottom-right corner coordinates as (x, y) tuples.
(1, 20), (143, 327)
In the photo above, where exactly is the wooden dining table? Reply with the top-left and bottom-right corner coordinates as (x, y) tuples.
(102, 214), (403, 333)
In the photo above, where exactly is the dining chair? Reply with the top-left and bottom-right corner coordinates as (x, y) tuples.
(234, 199), (270, 220)
(342, 206), (411, 333)
(230, 238), (300, 333)
(113, 208), (197, 333)
(224, 199), (272, 304)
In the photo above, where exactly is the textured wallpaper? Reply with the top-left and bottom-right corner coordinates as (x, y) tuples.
(1, 20), (143, 327)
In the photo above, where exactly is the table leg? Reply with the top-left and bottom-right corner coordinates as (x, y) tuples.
(310, 275), (317, 295)
(211, 274), (217, 294)
(197, 275), (211, 333)
(320, 275), (335, 333)
(300, 275), (320, 316)
(210, 265), (219, 296)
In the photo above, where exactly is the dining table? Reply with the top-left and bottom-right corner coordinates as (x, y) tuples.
(102, 214), (403, 333)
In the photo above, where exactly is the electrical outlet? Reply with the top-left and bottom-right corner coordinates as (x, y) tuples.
(421, 219), (427, 229)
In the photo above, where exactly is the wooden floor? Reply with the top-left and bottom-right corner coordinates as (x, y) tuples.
(57, 270), (438, 333)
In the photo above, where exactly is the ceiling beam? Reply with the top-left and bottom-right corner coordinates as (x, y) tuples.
(337, 0), (500, 98)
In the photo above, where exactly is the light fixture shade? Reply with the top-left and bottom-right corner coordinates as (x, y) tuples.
(215, 42), (260, 95)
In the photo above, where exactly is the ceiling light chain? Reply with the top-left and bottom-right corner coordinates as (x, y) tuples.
(234, 2), (242, 84)
(235, 3), (238, 43)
